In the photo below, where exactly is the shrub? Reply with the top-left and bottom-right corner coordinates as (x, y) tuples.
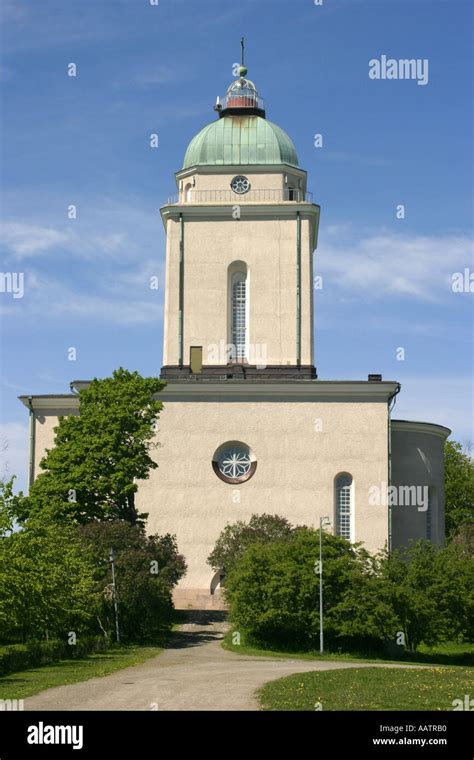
(224, 528), (396, 651)
(223, 520), (474, 655)
(382, 540), (474, 652)
(207, 513), (297, 576)
(0, 520), (98, 643)
(79, 520), (187, 642)
(0, 637), (108, 677)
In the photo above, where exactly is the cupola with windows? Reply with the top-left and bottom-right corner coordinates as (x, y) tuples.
(182, 39), (299, 170)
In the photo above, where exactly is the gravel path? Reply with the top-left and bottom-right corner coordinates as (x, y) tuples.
(25, 612), (420, 711)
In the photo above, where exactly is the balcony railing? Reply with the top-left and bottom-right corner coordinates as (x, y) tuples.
(166, 188), (313, 205)
(218, 92), (265, 112)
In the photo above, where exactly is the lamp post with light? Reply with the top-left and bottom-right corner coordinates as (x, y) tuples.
(319, 516), (331, 654)
(109, 548), (120, 643)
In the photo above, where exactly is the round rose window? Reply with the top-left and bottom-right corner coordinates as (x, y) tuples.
(230, 175), (250, 194)
(212, 441), (257, 484)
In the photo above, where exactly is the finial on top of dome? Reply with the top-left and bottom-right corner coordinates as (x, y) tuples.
(239, 36), (248, 78)
(216, 39), (265, 118)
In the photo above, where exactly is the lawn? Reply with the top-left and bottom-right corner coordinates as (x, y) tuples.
(223, 631), (474, 667)
(258, 666), (474, 711)
(0, 645), (163, 701)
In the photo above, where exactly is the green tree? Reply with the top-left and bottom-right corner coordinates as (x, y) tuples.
(328, 551), (398, 647)
(444, 440), (474, 539)
(431, 541), (474, 643)
(0, 519), (97, 642)
(207, 513), (296, 577)
(19, 369), (165, 525)
(79, 520), (186, 642)
(381, 542), (443, 653)
(224, 528), (396, 651)
(381, 540), (474, 652)
(0, 476), (23, 537)
(452, 523), (474, 555)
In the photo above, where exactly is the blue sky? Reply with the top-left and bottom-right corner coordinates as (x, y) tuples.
(1, 0), (473, 491)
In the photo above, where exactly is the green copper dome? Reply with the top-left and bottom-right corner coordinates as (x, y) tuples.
(182, 116), (299, 169)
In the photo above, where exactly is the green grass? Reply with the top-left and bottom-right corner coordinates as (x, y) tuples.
(258, 666), (474, 711)
(0, 645), (164, 701)
(223, 631), (474, 667)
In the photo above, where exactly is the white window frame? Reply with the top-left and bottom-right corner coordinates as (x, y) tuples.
(228, 264), (249, 363)
(335, 473), (355, 542)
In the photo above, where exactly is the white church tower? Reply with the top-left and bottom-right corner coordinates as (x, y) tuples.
(160, 47), (319, 381)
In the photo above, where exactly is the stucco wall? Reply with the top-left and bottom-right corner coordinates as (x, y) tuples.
(178, 168), (306, 195)
(136, 398), (389, 594)
(30, 395), (391, 601)
(162, 215), (314, 367)
(183, 171), (284, 192)
(33, 408), (79, 476)
(390, 421), (449, 549)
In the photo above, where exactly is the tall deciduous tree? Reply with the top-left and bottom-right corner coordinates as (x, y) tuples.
(444, 440), (474, 539)
(0, 520), (97, 642)
(19, 369), (165, 525)
(0, 477), (22, 537)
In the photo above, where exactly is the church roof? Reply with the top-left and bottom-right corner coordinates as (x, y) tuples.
(182, 43), (298, 170)
(182, 116), (299, 169)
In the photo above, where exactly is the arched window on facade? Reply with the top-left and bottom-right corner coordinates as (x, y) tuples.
(335, 473), (354, 542)
(228, 262), (248, 363)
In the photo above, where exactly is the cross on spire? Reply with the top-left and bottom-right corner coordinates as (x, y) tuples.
(239, 37), (248, 78)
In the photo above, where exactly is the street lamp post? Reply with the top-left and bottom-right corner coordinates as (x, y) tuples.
(109, 548), (120, 643)
(319, 516), (331, 654)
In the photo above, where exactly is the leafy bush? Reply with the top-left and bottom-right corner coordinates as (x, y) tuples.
(79, 520), (186, 642)
(444, 440), (474, 538)
(0, 520), (98, 643)
(0, 515), (186, 646)
(219, 516), (474, 654)
(0, 637), (108, 677)
(383, 540), (474, 651)
(224, 527), (396, 652)
(207, 513), (296, 576)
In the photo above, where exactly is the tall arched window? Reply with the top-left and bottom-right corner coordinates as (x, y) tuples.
(228, 262), (248, 363)
(232, 273), (246, 361)
(335, 473), (354, 541)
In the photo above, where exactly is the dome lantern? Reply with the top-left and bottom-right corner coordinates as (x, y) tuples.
(215, 37), (266, 118)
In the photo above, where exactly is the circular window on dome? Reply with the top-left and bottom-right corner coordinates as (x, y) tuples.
(230, 176), (250, 195)
(212, 441), (257, 484)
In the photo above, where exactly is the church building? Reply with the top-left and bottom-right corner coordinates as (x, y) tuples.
(20, 56), (450, 609)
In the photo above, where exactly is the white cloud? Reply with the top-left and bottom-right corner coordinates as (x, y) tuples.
(0, 222), (134, 262)
(1, 223), (70, 258)
(111, 258), (163, 290)
(0, 194), (163, 263)
(317, 230), (473, 300)
(0, 276), (163, 326)
(49, 290), (162, 325)
(0, 197), (165, 326)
